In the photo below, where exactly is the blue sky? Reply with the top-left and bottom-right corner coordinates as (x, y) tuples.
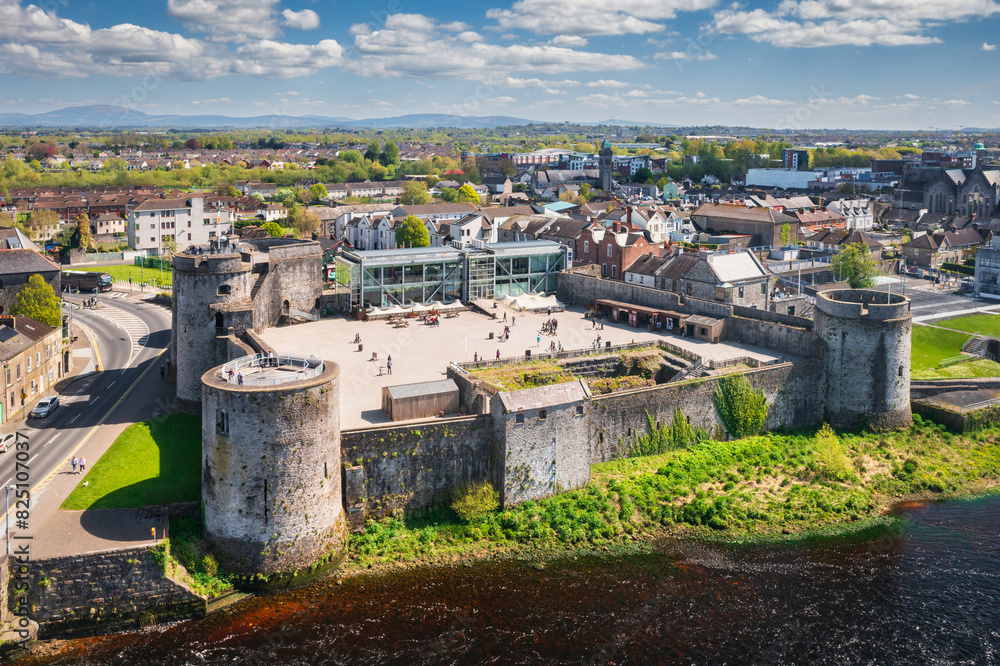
(0, 0), (997, 129)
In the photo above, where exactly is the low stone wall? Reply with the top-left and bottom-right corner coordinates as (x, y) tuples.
(912, 399), (1000, 432)
(588, 359), (825, 461)
(15, 545), (206, 638)
(727, 316), (819, 358)
(557, 270), (732, 319)
(341, 415), (494, 518)
(732, 304), (814, 330)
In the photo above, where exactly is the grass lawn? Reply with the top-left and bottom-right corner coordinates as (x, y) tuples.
(61, 413), (200, 510)
(79, 264), (172, 287)
(911, 324), (1000, 379)
(911, 325), (972, 372)
(934, 313), (1000, 338)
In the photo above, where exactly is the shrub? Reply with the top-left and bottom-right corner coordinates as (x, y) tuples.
(712, 374), (768, 439)
(813, 424), (853, 481)
(452, 482), (500, 522)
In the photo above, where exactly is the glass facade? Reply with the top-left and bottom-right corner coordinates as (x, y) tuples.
(339, 242), (568, 309)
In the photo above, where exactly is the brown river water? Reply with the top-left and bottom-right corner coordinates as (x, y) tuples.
(15, 495), (1000, 665)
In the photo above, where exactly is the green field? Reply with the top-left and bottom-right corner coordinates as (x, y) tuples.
(934, 313), (1000, 338)
(61, 413), (200, 510)
(78, 264), (172, 287)
(911, 324), (1000, 379)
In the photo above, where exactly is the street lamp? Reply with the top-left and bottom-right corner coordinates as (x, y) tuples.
(5, 484), (14, 555)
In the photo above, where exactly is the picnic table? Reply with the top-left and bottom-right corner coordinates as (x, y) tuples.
(394, 320), (409, 328)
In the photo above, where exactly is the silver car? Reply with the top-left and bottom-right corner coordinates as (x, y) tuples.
(30, 396), (59, 418)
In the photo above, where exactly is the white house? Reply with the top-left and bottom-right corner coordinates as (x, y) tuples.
(827, 199), (874, 231)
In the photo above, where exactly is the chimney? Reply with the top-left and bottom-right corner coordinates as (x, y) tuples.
(626, 206), (632, 224)
(0, 316), (14, 329)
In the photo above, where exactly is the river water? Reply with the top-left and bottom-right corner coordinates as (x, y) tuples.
(20, 496), (1000, 665)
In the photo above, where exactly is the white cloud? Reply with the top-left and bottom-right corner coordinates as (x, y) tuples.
(983, 42), (997, 50)
(233, 39), (343, 78)
(346, 13), (643, 79)
(901, 93), (922, 99)
(495, 76), (580, 88)
(654, 50), (718, 61)
(190, 97), (234, 105)
(0, 0), (343, 80)
(711, 1), (1000, 48)
(281, 9), (320, 31)
(548, 35), (588, 47)
(733, 95), (792, 106)
(486, 0), (718, 36)
(167, 0), (283, 42)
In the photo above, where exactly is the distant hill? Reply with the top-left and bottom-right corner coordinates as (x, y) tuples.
(0, 105), (538, 130)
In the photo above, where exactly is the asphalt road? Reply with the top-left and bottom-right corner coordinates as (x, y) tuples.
(0, 294), (171, 521)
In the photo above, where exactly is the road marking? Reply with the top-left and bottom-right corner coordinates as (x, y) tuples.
(0, 348), (168, 526)
(69, 414), (79, 424)
(107, 382), (115, 388)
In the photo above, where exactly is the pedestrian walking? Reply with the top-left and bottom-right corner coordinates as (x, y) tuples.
(387, 359), (393, 375)
(496, 349), (501, 360)
(71, 456), (78, 473)
(558, 341), (563, 352)
(474, 352), (478, 362)
(503, 312), (507, 322)
(79, 457), (86, 473)
(537, 334), (541, 347)
(237, 372), (243, 385)
(159, 365), (166, 379)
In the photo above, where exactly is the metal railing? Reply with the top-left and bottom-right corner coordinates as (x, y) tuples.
(219, 354), (323, 386)
(456, 339), (702, 371)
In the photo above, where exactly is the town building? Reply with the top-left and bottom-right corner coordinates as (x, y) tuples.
(0, 314), (63, 424)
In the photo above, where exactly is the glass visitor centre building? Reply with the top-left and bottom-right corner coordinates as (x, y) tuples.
(333, 241), (568, 310)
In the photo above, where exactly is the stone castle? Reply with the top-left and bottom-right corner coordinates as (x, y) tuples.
(171, 240), (912, 577)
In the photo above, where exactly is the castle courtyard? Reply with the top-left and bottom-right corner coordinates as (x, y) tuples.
(260, 302), (793, 429)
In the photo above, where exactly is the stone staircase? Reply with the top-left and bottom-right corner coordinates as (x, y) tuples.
(962, 335), (989, 356)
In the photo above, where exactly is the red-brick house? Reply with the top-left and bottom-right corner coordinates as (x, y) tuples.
(576, 221), (655, 280)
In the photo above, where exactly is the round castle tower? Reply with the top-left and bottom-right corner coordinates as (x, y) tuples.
(201, 354), (346, 576)
(814, 289), (912, 431)
(172, 252), (254, 404)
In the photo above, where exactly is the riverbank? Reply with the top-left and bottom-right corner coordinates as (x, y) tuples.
(339, 415), (1000, 576)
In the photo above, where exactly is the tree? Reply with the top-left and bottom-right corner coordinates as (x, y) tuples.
(261, 221), (284, 237)
(780, 222), (790, 247)
(274, 188), (296, 205)
(294, 187), (313, 204)
(26, 210), (59, 239)
(578, 183), (592, 202)
(497, 158), (517, 177)
(456, 183), (481, 204)
(395, 215), (430, 248)
(26, 142), (56, 161)
(632, 166), (654, 183)
(308, 183), (328, 201)
(76, 213), (93, 249)
(379, 140), (399, 167)
(184, 137), (201, 150)
(364, 140), (381, 163)
(440, 187), (458, 203)
(224, 185), (240, 197)
(100, 157), (127, 173)
(831, 242), (880, 289)
(288, 206), (321, 238)
(12, 274), (60, 328)
(401, 181), (431, 205)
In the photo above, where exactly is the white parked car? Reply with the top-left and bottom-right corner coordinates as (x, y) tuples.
(0, 433), (14, 453)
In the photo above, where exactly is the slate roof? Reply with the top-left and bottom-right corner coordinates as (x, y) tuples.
(499, 379), (590, 412)
(0, 249), (59, 275)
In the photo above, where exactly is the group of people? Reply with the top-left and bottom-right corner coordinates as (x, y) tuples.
(70, 456), (86, 474)
(226, 368), (244, 385)
(541, 318), (559, 335)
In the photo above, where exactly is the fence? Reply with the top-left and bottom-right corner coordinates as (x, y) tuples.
(455, 339), (702, 372)
(83, 252), (124, 263)
(113, 279), (171, 292)
(218, 354), (323, 387)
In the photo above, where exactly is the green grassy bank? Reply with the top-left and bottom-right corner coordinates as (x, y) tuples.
(341, 416), (1000, 574)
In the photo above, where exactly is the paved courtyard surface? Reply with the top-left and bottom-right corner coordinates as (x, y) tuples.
(261, 302), (790, 429)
